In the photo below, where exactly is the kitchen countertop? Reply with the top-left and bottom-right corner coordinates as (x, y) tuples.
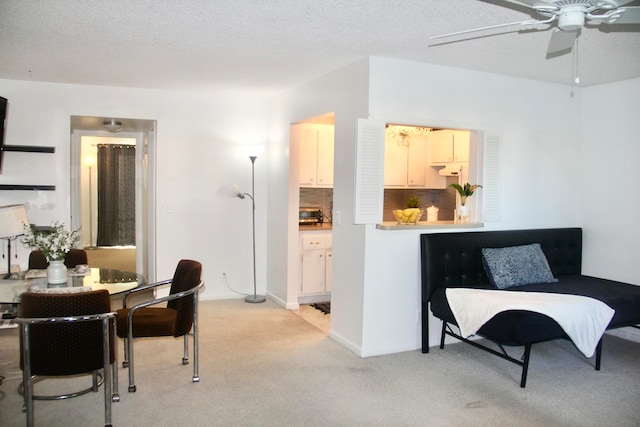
(377, 221), (484, 230)
(299, 223), (333, 231)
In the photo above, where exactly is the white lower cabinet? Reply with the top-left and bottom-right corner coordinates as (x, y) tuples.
(299, 232), (332, 302)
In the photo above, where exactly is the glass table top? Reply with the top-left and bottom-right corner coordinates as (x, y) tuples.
(0, 267), (145, 304)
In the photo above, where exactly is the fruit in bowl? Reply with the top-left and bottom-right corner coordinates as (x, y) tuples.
(392, 208), (422, 224)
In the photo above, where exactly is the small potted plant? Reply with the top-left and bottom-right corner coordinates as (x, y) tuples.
(449, 183), (482, 221)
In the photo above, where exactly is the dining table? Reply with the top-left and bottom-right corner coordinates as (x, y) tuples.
(0, 267), (145, 306)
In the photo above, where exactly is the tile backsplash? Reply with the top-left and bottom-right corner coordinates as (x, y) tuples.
(300, 187), (334, 222)
(384, 188), (457, 221)
(300, 186), (458, 223)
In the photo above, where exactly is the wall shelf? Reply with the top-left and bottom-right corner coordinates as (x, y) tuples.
(0, 145), (56, 191)
(0, 185), (56, 191)
(2, 145), (56, 153)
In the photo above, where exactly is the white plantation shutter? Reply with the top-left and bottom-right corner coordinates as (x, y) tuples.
(482, 132), (502, 222)
(354, 119), (385, 224)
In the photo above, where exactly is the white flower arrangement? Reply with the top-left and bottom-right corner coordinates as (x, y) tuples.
(22, 221), (81, 262)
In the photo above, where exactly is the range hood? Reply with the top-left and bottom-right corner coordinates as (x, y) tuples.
(438, 163), (463, 176)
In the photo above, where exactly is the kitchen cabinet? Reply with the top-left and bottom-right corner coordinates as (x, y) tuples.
(384, 134), (446, 189)
(430, 130), (469, 164)
(384, 134), (427, 187)
(299, 232), (332, 302)
(299, 124), (334, 187)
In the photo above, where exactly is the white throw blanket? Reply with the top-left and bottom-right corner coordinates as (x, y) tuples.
(445, 288), (615, 358)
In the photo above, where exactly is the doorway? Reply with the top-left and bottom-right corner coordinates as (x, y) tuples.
(290, 112), (335, 332)
(69, 116), (157, 283)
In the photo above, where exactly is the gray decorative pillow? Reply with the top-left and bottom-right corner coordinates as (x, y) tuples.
(481, 243), (558, 289)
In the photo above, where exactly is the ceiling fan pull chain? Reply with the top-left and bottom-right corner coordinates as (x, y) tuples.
(573, 37), (580, 85)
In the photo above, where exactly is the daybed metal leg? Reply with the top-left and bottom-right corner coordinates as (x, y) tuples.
(440, 321), (447, 349)
(595, 337), (603, 371)
(421, 302), (430, 353)
(520, 344), (532, 388)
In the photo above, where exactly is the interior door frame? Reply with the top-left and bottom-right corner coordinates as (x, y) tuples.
(70, 123), (157, 283)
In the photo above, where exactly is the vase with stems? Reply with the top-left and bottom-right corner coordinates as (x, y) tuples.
(47, 260), (67, 284)
(449, 183), (482, 223)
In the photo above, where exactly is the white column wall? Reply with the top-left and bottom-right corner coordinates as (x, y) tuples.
(580, 78), (640, 285)
(267, 58), (371, 354)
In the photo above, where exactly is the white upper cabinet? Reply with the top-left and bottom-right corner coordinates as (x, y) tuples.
(384, 129), (446, 189)
(299, 124), (334, 187)
(431, 130), (470, 164)
(316, 126), (334, 186)
(384, 134), (427, 187)
(452, 130), (470, 163)
(407, 135), (427, 186)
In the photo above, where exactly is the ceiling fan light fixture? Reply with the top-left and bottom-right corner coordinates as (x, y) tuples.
(103, 119), (122, 133)
(558, 8), (586, 30)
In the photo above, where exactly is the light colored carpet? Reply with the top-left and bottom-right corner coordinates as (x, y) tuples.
(1, 299), (639, 426)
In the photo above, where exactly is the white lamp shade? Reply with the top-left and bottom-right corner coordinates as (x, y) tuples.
(0, 204), (29, 238)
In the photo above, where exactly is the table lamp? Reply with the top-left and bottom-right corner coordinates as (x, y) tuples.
(0, 204), (29, 277)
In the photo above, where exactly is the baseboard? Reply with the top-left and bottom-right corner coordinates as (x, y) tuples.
(606, 327), (640, 343)
(328, 329), (362, 356)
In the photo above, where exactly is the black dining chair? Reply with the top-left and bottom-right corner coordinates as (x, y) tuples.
(116, 259), (204, 392)
(15, 289), (119, 427)
(27, 249), (88, 269)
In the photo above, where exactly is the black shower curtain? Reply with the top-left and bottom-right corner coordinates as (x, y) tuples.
(96, 144), (136, 246)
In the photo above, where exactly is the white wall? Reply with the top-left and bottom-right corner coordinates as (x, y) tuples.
(3, 63), (637, 358)
(359, 58), (635, 355)
(580, 78), (640, 285)
(269, 57), (639, 357)
(0, 79), (270, 300)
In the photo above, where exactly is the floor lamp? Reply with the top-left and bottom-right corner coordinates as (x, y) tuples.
(236, 155), (266, 303)
(0, 204), (29, 278)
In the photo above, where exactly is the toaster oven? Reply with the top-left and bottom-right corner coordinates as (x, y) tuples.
(299, 208), (323, 224)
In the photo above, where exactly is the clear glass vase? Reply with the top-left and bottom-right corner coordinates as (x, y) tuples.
(456, 205), (470, 223)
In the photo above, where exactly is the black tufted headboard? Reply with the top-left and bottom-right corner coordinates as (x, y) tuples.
(419, 228), (583, 351)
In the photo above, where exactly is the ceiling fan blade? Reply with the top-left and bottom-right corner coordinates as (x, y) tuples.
(603, 0), (636, 7)
(603, 7), (640, 24)
(430, 16), (554, 40)
(547, 28), (579, 55)
(498, 0), (559, 12)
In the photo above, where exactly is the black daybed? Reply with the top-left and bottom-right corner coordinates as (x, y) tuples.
(420, 227), (640, 387)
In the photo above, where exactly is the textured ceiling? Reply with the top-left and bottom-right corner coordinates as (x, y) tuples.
(1, 0), (639, 95)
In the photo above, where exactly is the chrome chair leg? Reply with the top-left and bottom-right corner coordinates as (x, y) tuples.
(102, 317), (113, 427)
(112, 319), (120, 402)
(182, 334), (189, 365)
(127, 325), (136, 392)
(122, 337), (129, 368)
(192, 296), (200, 383)
(92, 371), (99, 392)
(22, 324), (34, 427)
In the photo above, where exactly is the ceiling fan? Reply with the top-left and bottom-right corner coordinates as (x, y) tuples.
(431, 0), (640, 56)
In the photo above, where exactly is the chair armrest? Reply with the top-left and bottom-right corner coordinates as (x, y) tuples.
(122, 279), (172, 308)
(126, 282), (205, 320)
